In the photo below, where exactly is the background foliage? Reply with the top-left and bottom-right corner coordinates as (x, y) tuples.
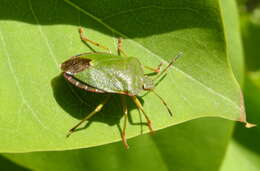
(0, 0), (259, 170)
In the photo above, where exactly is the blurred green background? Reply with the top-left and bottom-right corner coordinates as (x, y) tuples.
(1, 0), (260, 170)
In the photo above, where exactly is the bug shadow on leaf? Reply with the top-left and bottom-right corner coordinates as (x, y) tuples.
(51, 74), (146, 136)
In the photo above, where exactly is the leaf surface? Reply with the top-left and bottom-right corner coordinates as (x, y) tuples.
(0, 0), (244, 152)
(3, 118), (234, 171)
(221, 74), (260, 171)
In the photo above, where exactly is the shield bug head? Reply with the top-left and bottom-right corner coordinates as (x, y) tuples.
(62, 28), (181, 149)
(142, 76), (154, 90)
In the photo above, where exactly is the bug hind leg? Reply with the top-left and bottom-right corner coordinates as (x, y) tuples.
(120, 95), (129, 149)
(67, 95), (111, 137)
(130, 96), (154, 133)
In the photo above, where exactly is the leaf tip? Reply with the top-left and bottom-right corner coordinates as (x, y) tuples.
(239, 90), (256, 128)
(245, 122), (257, 128)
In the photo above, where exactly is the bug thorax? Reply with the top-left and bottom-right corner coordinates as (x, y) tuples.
(60, 57), (91, 75)
(142, 76), (154, 90)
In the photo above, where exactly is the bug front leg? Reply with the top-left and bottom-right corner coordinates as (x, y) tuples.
(153, 52), (183, 80)
(67, 95), (111, 137)
(130, 96), (154, 134)
(144, 62), (163, 74)
(121, 95), (129, 149)
(79, 28), (111, 53)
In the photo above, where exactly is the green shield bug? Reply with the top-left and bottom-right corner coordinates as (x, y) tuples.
(61, 28), (182, 149)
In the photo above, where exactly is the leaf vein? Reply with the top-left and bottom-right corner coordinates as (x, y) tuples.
(129, 40), (240, 110)
(0, 28), (48, 129)
(102, 5), (200, 21)
(28, 0), (59, 68)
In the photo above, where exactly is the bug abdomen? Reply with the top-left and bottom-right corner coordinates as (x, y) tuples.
(63, 73), (105, 93)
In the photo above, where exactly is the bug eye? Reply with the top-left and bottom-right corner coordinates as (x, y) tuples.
(143, 85), (154, 90)
(143, 77), (154, 90)
(143, 82), (154, 90)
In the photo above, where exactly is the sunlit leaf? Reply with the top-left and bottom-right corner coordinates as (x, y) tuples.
(0, 0), (244, 152)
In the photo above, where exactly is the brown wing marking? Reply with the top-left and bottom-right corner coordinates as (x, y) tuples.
(61, 57), (91, 74)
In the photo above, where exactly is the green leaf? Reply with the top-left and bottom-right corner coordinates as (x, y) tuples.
(240, 6), (260, 70)
(3, 118), (234, 171)
(0, 0), (245, 152)
(220, 140), (260, 171)
(219, 0), (245, 84)
(220, 3), (260, 169)
(221, 73), (260, 171)
(0, 155), (29, 171)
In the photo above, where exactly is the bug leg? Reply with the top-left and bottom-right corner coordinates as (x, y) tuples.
(121, 95), (129, 149)
(130, 96), (154, 134)
(153, 52), (183, 81)
(117, 37), (127, 56)
(67, 95), (111, 137)
(152, 90), (173, 116)
(79, 27), (111, 53)
(144, 62), (163, 75)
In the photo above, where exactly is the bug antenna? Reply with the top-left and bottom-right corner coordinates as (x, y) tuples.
(153, 52), (183, 81)
(152, 90), (173, 116)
